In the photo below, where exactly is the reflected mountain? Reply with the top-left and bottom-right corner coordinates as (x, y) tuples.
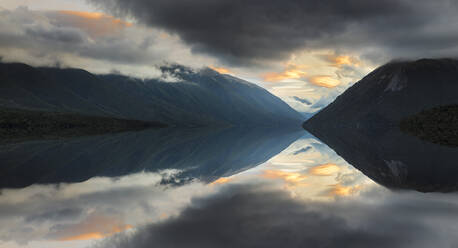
(0, 126), (303, 189)
(305, 124), (458, 192)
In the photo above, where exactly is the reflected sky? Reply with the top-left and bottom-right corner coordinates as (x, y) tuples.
(1, 129), (458, 248)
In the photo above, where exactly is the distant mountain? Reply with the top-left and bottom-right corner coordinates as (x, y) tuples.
(0, 63), (302, 126)
(305, 59), (458, 130)
(0, 126), (303, 188)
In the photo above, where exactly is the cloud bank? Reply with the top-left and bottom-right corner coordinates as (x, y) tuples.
(90, 0), (458, 65)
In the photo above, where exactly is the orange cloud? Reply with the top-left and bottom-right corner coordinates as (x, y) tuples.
(308, 75), (341, 88)
(262, 170), (308, 187)
(209, 66), (232, 74)
(324, 54), (361, 68)
(328, 184), (362, 197)
(55, 10), (132, 37)
(60, 232), (105, 241)
(210, 177), (233, 185)
(262, 63), (308, 82)
(309, 164), (340, 176)
(53, 214), (133, 241)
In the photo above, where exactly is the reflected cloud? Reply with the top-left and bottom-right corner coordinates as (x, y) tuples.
(93, 184), (458, 248)
(262, 170), (308, 187)
(0, 171), (213, 246)
(327, 184), (363, 197)
(210, 177), (233, 185)
(309, 163), (340, 176)
(51, 213), (133, 241)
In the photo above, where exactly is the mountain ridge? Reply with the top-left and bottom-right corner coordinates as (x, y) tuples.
(304, 58), (458, 130)
(0, 62), (303, 127)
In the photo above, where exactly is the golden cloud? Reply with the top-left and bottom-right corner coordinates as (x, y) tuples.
(308, 75), (341, 88)
(262, 63), (308, 82)
(262, 170), (308, 187)
(324, 54), (361, 68)
(327, 184), (362, 197)
(54, 214), (133, 241)
(56, 10), (132, 37)
(209, 66), (232, 74)
(210, 177), (233, 185)
(309, 163), (340, 176)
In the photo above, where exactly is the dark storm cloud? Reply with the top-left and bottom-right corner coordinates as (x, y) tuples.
(0, 7), (174, 68)
(94, 184), (458, 248)
(91, 0), (458, 64)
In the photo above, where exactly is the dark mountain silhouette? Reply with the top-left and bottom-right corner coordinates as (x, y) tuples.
(305, 58), (458, 131)
(0, 63), (302, 127)
(0, 126), (303, 189)
(304, 59), (458, 192)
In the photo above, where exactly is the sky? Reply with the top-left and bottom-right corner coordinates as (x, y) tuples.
(2, 0), (458, 113)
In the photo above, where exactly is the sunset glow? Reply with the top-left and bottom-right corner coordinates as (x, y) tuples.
(262, 170), (308, 187)
(308, 75), (341, 88)
(262, 63), (308, 82)
(209, 66), (232, 74)
(309, 164), (340, 176)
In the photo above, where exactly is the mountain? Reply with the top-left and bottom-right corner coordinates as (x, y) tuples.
(0, 126), (303, 188)
(305, 58), (458, 131)
(0, 63), (302, 126)
(303, 58), (458, 192)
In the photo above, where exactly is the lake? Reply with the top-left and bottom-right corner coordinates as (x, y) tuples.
(1, 126), (457, 248)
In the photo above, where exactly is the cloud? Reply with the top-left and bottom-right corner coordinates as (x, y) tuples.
(48, 10), (133, 38)
(90, 0), (458, 65)
(262, 170), (308, 187)
(0, 171), (213, 245)
(93, 184), (458, 248)
(308, 75), (341, 88)
(47, 213), (132, 241)
(262, 63), (307, 82)
(0, 7), (216, 77)
(292, 146), (312, 155)
(308, 163), (340, 176)
(25, 208), (83, 224)
(292, 96), (312, 105)
(208, 65), (232, 74)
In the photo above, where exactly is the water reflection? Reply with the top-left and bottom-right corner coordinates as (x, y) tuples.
(306, 124), (458, 192)
(0, 127), (303, 188)
(1, 126), (458, 248)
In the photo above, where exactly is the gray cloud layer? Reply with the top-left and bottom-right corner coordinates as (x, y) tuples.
(94, 184), (458, 248)
(90, 0), (458, 65)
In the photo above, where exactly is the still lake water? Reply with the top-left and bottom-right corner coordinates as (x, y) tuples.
(1, 126), (458, 248)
